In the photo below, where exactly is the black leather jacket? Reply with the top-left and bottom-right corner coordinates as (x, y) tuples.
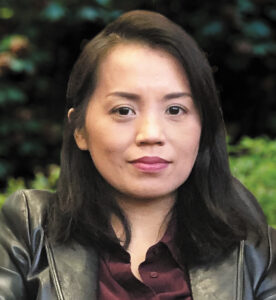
(0, 189), (275, 299)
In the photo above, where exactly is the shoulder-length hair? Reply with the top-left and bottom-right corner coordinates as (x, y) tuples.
(48, 10), (264, 266)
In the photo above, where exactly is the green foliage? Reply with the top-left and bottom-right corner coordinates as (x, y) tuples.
(0, 164), (60, 207)
(0, 0), (122, 184)
(229, 137), (276, 227)
(0, 137), (275, 229)
(243, 20), (271, 39)
(201, 21), (224, 37)
(0, 0), (275, 190)
(41, 3), (67, 21)
(0, 84), (27, 106)
(0, 7), (14, 19)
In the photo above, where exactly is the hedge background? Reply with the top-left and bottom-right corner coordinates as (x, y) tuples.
(0, 0), (275, 224)
(1, 137), (276, 226)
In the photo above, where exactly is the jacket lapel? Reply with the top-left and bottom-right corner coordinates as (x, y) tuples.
(45, 238), (99, 300)
(45, 237), (244, 300)
(189, 242), (244, 300)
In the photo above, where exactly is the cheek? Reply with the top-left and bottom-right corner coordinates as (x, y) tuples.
(190, 136), (201, 159)
(176, 122), (201, 147)
(85, 117), (133, 150)
(87, 130), (127, 164)
(176, 129), (201, 165)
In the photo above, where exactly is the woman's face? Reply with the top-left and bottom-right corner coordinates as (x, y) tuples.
(74, 43), (201, 200)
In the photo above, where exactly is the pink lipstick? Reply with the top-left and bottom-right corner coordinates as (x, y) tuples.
(130, 156), (170, 172)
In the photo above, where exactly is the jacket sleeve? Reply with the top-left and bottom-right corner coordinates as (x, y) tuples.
(255, 226), (276, 300)
(0, 190), (33, 300)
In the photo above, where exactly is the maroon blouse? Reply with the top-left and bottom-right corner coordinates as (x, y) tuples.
(98, 225), (192, 299)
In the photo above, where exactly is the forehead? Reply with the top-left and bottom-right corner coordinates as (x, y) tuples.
(96, 42), (190, 88)
(100, 42), (181, 68)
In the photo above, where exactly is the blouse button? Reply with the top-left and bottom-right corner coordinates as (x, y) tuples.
(150, 271), (158, 278)
(152, 248), (159, 256)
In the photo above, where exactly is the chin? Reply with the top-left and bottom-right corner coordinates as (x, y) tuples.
(125, 188), (176, 201)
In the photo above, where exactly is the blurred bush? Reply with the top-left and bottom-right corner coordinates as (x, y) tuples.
(0, 137), (275, 227)
(0, 0), (275, 189)
(0, 0), (122, 188)
(229, 136), (276, 226)
(0, 164), (60, 206)
(116, 0), (276, 138)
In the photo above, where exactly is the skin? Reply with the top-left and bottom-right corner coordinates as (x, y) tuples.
(72, 43), (202, 280)
(74, 43), (201, 202)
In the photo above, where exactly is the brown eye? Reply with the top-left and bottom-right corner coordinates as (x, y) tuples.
(166, 106), (185, 115)
(111, 106), (135, 116)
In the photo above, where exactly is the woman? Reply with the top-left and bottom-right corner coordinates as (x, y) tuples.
(0, 10), (275, 300)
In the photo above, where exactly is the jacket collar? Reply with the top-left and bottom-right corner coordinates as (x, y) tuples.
(189, 242), (244, 300)
(45, 238), (99, 300)
(46, 238), (243, 300)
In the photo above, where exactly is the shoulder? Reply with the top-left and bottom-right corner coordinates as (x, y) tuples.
(231, 178), (276, 296)
(0, 189), (57, 297)
(2, 189), (56, 213)
(1, 189), (57, 233)
(244, 225), (276, 297)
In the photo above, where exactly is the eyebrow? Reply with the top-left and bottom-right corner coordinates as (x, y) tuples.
(163, 92), (192, 100)
(106, 91), (192, 101)
(107, 92), (139, 100)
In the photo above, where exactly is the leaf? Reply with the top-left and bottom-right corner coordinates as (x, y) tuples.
(18, 141), (46, 156)
(201, 21), (224, 37)
(0, 7), (14, 19)
(7, 88), (26, 102)
(0, 34), (29, 52)
(229, 136), (276, 225)
(0, 86), (27, 106)
(9, 58), (25, 72)
(243, 20), (271, 39)
(24, 120), (42, 133)
(77, 7), (99, 21)
(252, 42), (276, 55)
(0, 161), (10, 178)
(5, 177), (26, 195)
(95, 0), (110, 6)
(237, 0), (256, 14)
(41, 2), (66, 21)
(31, 172), (50, 190)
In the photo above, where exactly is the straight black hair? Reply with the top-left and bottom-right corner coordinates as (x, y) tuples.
(48, 10), (264, 266)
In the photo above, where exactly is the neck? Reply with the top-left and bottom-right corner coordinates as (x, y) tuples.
(112, 193), (176, 246)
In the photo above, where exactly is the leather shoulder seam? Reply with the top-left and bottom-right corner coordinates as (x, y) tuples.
(45, 238), (65, 300)
(267, 226), (273, 271)
(20, 190), (32, 247)
(236, 240), (244, 300)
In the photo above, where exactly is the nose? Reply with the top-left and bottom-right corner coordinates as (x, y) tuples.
(135, 115), (165, 146)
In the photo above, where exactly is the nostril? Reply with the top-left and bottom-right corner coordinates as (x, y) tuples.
(135, 119), (165, 146)
(136, 138), (164, 146)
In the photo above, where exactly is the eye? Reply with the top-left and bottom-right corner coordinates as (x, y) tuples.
(166, 105), (186, 115)
(111, 106), (135, 116)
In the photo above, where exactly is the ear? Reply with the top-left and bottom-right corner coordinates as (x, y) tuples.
(68, 108), (89, 151)
(74, 128), (88, 151)
(67, 108), (74, 123)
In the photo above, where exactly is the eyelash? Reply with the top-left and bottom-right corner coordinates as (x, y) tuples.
(110, 105), (187, 117)
(111, 106), (135, 116)
(165, 105), (187, 115)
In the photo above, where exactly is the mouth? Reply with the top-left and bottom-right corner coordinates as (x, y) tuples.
(129, 156), (171, 172)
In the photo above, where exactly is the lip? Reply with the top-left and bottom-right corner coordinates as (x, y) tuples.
(130, 156), (171, 172)
(131, 156), (169, 164)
